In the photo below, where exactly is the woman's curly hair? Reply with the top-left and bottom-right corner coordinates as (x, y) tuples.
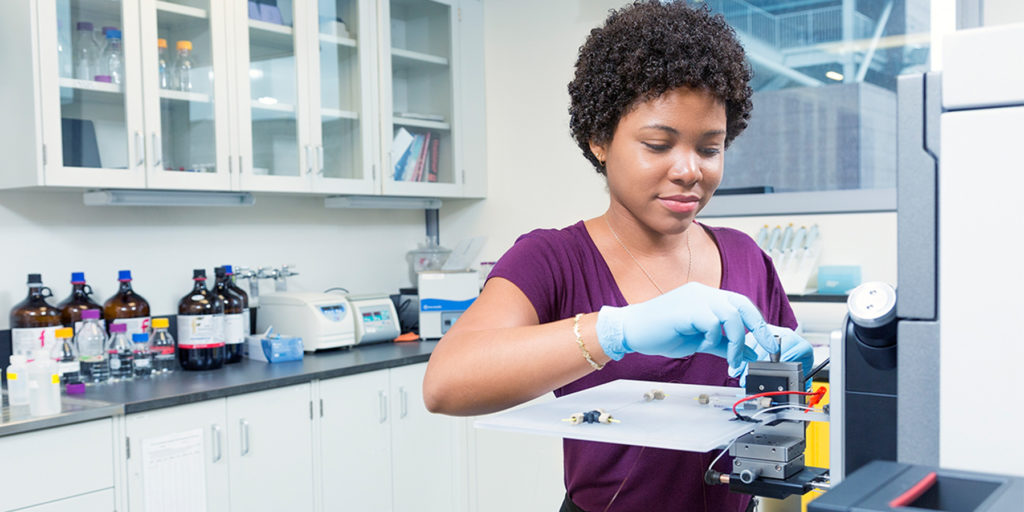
(568, 1), (753, 174)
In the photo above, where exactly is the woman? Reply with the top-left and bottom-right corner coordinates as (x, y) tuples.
(424, 2), (813, 511)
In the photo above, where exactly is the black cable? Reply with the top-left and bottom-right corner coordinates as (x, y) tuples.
(804, 357), (830, 384)
(323, 287), (350, 294)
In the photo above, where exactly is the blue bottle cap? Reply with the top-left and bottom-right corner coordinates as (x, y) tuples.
(107, 29), (122, 39)
(71, 271), (86, 283)
(118, 270), (132, 281)
(223, 265), (234, 275)
(132, 333), (149, 343)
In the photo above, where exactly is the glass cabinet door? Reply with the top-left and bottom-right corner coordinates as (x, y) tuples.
(41, 0), (146, 188)
(236, 0), (309, 192)
(381, 0), (459, 196)
(141, 0), (232, 190)
(311, 0), (377, 194)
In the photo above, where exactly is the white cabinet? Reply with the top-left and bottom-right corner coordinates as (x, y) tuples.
(226, 384), (316, 512)
(125, 399), (231, 511)
(0, 0), (484, 199)
(0, 419), (116, 512)
(125, 383), (314, 512)
(318, 362), (465, 512)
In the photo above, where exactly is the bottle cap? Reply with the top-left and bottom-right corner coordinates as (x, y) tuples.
(158, 38), (167, 49)
(94, 75), (112, 83)
(66, 382), (86, 395)
(152, 318), (169, 329)
(10, 355), (27, 365)
(76, 21), (93, 31)
(103, 26), (117, 35)
(177, 40), (193, 51)
(215, 267), (226, 279)
(223, 265), (234, 275)
(56, 327), (74, 339)
(81, 309), (101, 320)
(27, 273), (42, 285)
(106, 29), (122, 39)
(118, 270), (132, 281)
(71, 271), (86, 283)
(193, 268), (207, 280)
(110, 323), (127, 333)
(132, 333), (149, 343)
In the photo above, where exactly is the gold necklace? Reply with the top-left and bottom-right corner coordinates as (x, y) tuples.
(604, 216), (692, 295)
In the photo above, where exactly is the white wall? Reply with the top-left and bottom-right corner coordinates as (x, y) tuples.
(442, 0), (897, 335)
(0, 189), (425, 329)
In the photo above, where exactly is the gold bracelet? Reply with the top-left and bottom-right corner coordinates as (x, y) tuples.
(574, 313), (605, 371)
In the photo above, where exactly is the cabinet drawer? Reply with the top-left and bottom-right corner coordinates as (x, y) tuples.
(0, 419), (115, 511)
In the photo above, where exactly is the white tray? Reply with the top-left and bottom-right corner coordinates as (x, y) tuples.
(474, 380), (757, 453)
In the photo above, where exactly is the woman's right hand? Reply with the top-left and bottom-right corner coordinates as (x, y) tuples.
(595, 282), (776, 367)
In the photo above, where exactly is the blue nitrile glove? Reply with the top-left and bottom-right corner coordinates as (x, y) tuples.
(728, 325), (814, 387)
(595, 282), (776, 367)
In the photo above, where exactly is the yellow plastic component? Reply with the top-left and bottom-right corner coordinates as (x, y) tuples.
(152, 318), (170, 329)
(802, 382), (830, 512)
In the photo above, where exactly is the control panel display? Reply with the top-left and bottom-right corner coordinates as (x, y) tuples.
(319, 303), (348, 322)
(361, 308), (392, 333)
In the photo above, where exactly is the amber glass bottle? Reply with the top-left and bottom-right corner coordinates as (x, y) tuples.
(103, 270), (151, 336)
(223, 265), (251, 336)
(177, 269), (225, 370)
(213, 267), (245, 364)
(9, 274), (63, 357)
(57, 271), (102, 333)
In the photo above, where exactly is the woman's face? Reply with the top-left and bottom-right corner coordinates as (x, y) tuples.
(592, 87), (727, 235)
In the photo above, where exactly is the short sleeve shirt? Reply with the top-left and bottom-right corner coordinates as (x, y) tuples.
(488, 220), (797, 512)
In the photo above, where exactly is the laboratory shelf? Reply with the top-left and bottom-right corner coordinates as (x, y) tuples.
(321, 108), (359, 120)
(159, 89), (212, 103)
(393, 116), (450, 130)
(249, 19), (294, 37)
(156, 1), (208, 19)
(250, 100), (296, 121)
(319, 33), (358, 48)
(392, 47), (449, 66)
(59, 77), (123, 95)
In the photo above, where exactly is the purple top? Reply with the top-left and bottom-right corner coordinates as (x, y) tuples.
(489, 221), (797, 512)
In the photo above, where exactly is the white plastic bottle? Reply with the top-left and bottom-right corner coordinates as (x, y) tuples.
(28, 350), (62, 417)
(6, 355), (30, 406)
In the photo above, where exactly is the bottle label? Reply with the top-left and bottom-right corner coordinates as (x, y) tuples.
(134, 358), (152, 368)
(109, 357), (122, 370)
(224, 314), (245, 345)
(243, 308), (252, 336)
(11, 327), (61, 357)
(111, 317), (150, 337)
(58, 361), (81, 376)
(177, 315), (225, 349)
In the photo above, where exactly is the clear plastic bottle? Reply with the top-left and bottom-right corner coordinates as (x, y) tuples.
(76, 309), (109, 383)
(51, 327), (84, 391)
(107, 323), (134, 381)
(28, 350), (62, 417)
(174, 40), (194, 92)
(132, 333), (154, 377)
(150, 318), (177, 373)
(74, 21), (99, 81)
(57, 21), (73, 78)
(102, 29), (124, 85)
(158, 38), (171, 89)
(6, 355), (30, 406)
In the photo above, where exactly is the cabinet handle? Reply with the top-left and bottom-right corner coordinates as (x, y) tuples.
(134, 131), (144, 167)
(305, 145), (314, 175)
(239, 155), (244, 174)
(379, 391), (388, 423)
(228, 155), (234, 175)
(240, 419), (251, 456)
(317, 145), (324, 175)
(151, 133), (162, 166)
(400, 386), (408, 418)
(212, 424), (223, 463)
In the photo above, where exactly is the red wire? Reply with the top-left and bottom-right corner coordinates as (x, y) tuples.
(889, 471), (937, 508)
(732, 387), (826, 417)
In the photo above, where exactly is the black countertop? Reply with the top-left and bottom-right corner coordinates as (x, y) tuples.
(1, 341), (437, 437)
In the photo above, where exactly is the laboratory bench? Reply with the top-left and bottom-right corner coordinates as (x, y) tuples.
(0, 340), (437, 436)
